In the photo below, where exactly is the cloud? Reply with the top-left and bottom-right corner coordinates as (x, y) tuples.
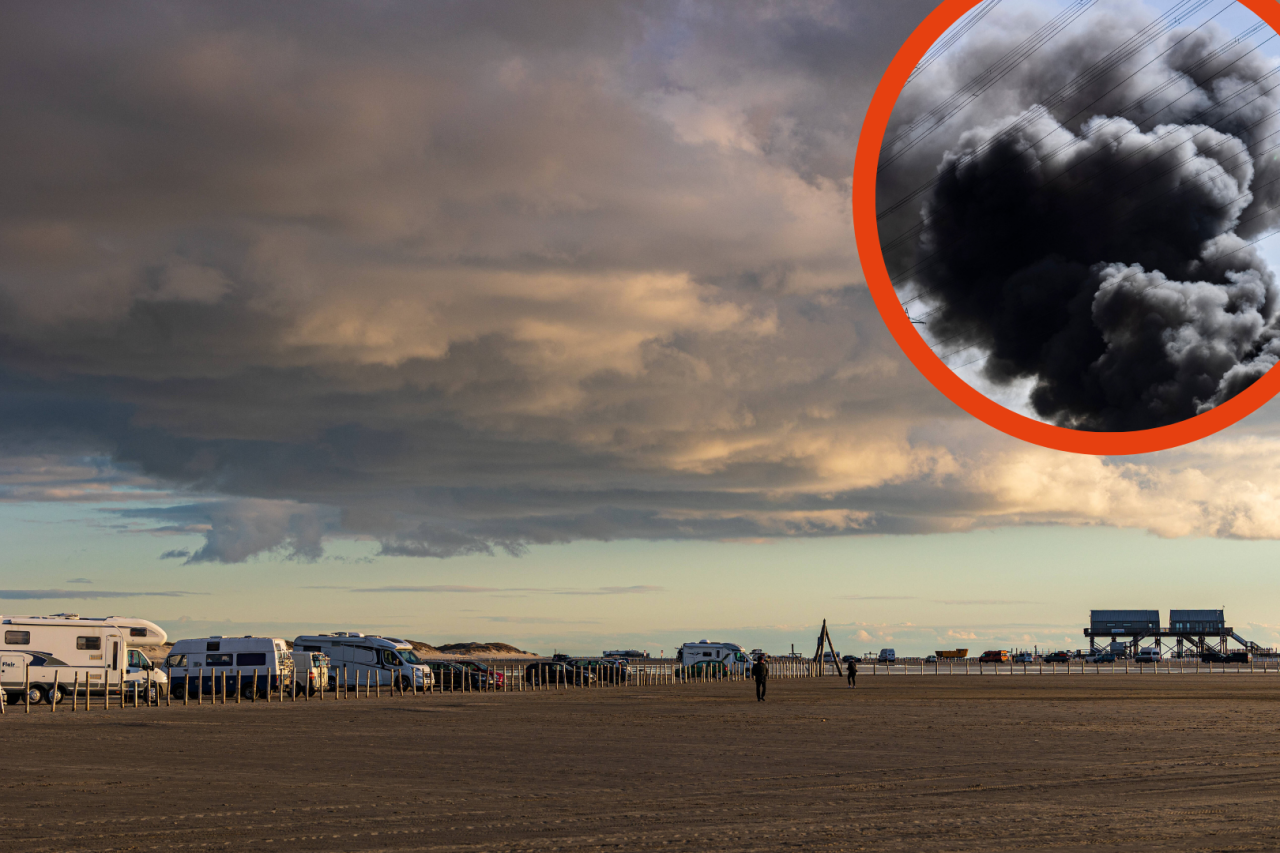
(479, 616), (601, 625)
(3, 1), (1280, 565)
(65, 577), (92, 584)
(936, 599), (1038, 606)
(838, 595), (918, 601)
(349, 584), (663, 596)
(0, 589), (200, 600)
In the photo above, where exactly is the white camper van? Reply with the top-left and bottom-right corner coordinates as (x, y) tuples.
(165, 636), (294, 699)
(293, 633), (435, 691)
(676, 640), (751, 673)
(291, 650), (330, 695)
(0, 614), (167, 705)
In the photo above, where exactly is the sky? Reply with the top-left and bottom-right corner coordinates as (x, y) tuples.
(4, 0), (1280, 656)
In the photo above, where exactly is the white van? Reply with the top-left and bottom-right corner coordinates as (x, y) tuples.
(676, 640), (751, 673)
(291, 650), (330, 695)
(1134, 647), (1162, 663)
(293, 633), (435, 691)
(165, 636), (294, 699)
(878, 648), (896, 663)
(0, 613), (168, 705)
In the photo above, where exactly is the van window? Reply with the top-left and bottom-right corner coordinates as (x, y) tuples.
(237, 652), (267, 667)
(5, 631), (30, 645)
(353, 648), (376, 664)
(382, 650), (402, 667)
(130, 627), (148, 638)
(206, 654), (233, 666)
(77, 636), (101, 650)
(165, 654), (187, 668)
(206, 641), (221, 652)
(302, 645), (321, 652)
(702, 652), (712, 657)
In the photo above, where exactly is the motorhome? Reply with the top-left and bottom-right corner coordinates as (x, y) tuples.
(676, 641), (751, 672)
(293, 633), (435, 690)
(0, 613), (167, 705)
(291, 650), (330, 695)
(166, 636), (294, 699)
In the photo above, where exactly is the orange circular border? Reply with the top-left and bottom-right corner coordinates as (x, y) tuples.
(854, 0), (1280, 455)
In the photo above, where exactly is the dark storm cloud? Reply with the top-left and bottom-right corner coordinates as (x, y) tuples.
(11, 1), (1280, 561)
(883, 6), (1280, 430)
(0, 1), (958, 562)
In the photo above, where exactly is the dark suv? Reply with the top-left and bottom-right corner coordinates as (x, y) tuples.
(525, 661), (595, 686)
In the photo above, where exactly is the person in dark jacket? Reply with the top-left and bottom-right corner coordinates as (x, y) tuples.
(846, 657), (857, 688)
(752, 655), (768, 701)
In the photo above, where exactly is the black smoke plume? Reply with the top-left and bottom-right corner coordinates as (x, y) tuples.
(885, 11), (1280, 430)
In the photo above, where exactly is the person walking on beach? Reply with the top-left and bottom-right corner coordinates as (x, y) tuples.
(846, 657), (857, 688)
(752, 654), (769, 702)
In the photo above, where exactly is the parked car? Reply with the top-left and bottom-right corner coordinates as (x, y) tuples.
(428, 661), (485, 691)
(1089, 652), (1116, 663)
(1134, 648), (1162, 663)
(978, 650), (1009, 663)
(924, 655), (938, 663)
(1200, 652), (1227, 663)
(1012, 652), (1034, 663)
(575, 659), (628, 683)
(840, 654), (859, 663)
(1225, 651), (1252, 664)
(525, 660), (595, 686)
(1043, 652), (1071, 663)
(679, 659), (728, 679)
(457, 660), (504, 687)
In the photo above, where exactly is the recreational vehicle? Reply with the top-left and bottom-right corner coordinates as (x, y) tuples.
(0, 614), (167, 705)
(291, 650), (330, 695)
(293, 633), (435, 690)
(676, 640), (751, 669)
(166, 636), (294, 699)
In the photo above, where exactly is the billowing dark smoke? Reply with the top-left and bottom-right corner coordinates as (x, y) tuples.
(885, 10), (1280, 430)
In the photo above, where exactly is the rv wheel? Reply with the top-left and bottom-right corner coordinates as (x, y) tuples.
(27, 685), (48, 705)
(398, 676), (413, 692)
(240, 682), (256, 700)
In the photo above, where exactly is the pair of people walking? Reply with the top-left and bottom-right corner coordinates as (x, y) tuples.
(749, 654), (855, 701)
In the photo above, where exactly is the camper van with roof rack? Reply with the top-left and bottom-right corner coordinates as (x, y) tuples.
(166, 636), (293, 699)
(0, 614), (167, 705)
(293, 632), (435, 691)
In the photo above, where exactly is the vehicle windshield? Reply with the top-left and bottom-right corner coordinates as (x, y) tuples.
(398, 649), (425, 664)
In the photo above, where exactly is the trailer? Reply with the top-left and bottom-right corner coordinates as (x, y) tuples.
(0, 614), (167, 705)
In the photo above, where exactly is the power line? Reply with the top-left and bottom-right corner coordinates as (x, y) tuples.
(883, 0), (1105, 168)
(883, 19), (1271, 257)
(907, 0), (1005, 85)
(878, 0), (1235, 222)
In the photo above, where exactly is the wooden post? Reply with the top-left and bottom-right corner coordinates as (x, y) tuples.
(166, 667), (171, 707)
(252, 668), (258, 702)
(197, 667), (203, 705)
(72, 671), (79, 712)
(51, 671), (58, 714)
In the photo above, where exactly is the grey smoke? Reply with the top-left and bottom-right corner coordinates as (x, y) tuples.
(884, 7), (1280, 430)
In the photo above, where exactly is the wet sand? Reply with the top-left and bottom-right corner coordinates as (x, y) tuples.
(3, 675), (1280, 851)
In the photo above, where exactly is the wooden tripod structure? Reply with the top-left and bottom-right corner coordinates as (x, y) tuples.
(812, 619), (840, 672)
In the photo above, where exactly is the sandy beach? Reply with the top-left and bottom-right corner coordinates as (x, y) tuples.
(3, 674), (1279, 851)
